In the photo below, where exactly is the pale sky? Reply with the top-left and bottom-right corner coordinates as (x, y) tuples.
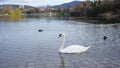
(0, 0), (85, 6)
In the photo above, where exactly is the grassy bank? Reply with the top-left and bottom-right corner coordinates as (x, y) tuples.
(52, 12), (70, 17)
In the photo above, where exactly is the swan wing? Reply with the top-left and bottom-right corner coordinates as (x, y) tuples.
(60, 45), (90, 53)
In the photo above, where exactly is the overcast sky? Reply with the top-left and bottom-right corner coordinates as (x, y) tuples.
(0, 0), (85, 6)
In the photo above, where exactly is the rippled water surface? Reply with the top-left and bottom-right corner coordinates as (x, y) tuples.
(0, 17), (120, 68)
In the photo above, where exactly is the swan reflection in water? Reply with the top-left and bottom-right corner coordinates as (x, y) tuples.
(59, 53), (65, 68)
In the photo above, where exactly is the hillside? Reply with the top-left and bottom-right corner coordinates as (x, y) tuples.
(0, 4), (34, 9)
(51, 1), (81, 8)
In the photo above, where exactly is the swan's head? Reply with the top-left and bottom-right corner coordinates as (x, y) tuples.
(58, 33), (65, 38)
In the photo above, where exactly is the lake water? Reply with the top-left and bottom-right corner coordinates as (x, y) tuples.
(0, 16), (120, 68)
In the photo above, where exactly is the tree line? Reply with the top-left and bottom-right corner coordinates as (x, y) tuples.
(69, 0), (120, 17)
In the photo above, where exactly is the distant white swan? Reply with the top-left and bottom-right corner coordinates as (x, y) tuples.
(58, 33), (91, 53)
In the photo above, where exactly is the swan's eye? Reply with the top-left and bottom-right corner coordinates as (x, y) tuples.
(59, 34), (62, 37)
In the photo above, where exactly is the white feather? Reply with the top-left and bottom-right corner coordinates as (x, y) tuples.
(58, 33), (91, 53)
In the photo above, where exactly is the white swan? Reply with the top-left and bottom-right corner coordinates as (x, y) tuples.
(58, 33), (91, 53)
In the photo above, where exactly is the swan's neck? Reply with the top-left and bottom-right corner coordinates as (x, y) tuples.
(59, 35), (65, 52)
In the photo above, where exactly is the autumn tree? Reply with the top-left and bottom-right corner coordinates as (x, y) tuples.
(8, 8), (22, 15)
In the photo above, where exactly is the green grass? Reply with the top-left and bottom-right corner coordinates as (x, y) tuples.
(52, 12), (70, 17)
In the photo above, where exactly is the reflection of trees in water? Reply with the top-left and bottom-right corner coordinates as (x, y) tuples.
(25, 15), (41, 19)
(59, 53), (65, 68)
(64, 17), (120, 24)
(1, 16), (119, 24)
(45, 16), (52, 23)
(25, 15), (52, 23)
(0, 15), (22, 21)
